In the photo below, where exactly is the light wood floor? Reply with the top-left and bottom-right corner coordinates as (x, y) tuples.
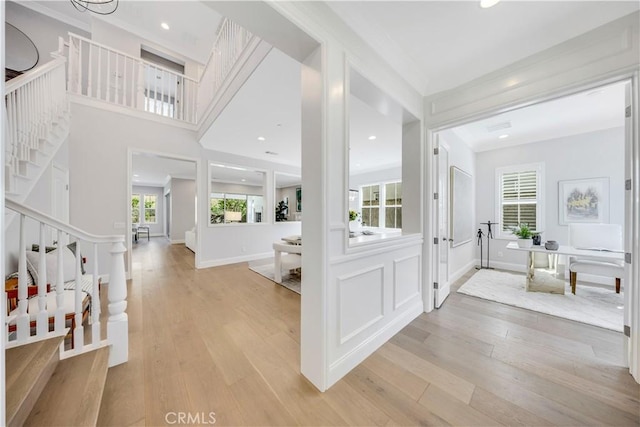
(98, 238), (640, 426)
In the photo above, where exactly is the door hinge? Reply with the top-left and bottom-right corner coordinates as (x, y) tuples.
(434, 147), (439, 155)
(434, 282), (439, 289)
(433, 192), (438, 200)
(625, 105), (632, 118)
(625, 252), (632, 264)
(624, 325), (631, 337)
(433, 237), (439, 245)
(625, 179), (632, 191)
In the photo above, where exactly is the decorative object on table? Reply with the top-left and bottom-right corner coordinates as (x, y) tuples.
(476, 220), (497, 269)
(532, 233), (542, 246)
(545, 240), (559, 250)
(558, 177), (609, 225)
(512, 222), (534, 248)
(275, 200), (288, 221)
(450, 167), (473, 247)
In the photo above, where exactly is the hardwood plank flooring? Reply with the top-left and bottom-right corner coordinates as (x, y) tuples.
(98, 239), (640, 426)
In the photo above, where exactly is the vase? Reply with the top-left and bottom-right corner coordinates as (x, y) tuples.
(349, 220), (361, 233)
(517, 238), (533, 248)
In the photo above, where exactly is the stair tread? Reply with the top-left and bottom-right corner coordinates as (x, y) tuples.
(6, 336), (65, 427)
(25, 346), (110, 427)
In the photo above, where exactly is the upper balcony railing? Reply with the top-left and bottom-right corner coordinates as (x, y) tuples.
(64, 18), (255, 126)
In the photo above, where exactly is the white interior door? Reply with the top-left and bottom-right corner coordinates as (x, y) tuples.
(51, 163), (69, 244)
(434, 138), (450, 308)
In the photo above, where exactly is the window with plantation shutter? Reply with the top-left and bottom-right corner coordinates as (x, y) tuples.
(495, 163), (545, 239)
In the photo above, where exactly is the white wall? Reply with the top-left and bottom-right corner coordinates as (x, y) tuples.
(5, 139), (70, 272)
(132, 185), (164, 236)
(169, 178), (195, 243)
(5, 2), (90, 67)
(475, 127), (625, 270)
(439, 130), (476, 281)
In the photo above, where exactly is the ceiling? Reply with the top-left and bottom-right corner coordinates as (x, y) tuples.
(16, 1), (637, 177)
(132, 154), (196, 187)
(22, 0), (223, 64)
(445, 80), (627, 152)
(210, 164), (265, 187)
(327, 1), (639, 96)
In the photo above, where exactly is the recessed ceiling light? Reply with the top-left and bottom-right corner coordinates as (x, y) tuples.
(241, 179), (246, 182)
(480, 0), (500, 8)
(133, 174), (139, 177)
(161, 22), (170, 30)
(368, 135), (377, 141)
(617, 305), (624, 310)
(265, 151), (278, 156)
(276, 123), (282, 127)
(355, 163), (361, 167)
(498, 134), (509, 139)
(587, 89), (604, 96)
(257, 136), (266, 141)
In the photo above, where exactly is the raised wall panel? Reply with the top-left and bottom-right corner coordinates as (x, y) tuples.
(393, 254), (421, 310)
(337, 265), (384, 344)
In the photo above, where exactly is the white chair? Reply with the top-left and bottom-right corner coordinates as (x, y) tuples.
(568, 223), (624, 294)
(272, 242), (302, 284)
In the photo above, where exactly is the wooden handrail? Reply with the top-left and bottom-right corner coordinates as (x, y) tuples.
(5, 57), (66, 94)
(5, 199), (124, 244)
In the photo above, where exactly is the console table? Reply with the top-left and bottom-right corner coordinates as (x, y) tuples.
(506, 242), (624, 294)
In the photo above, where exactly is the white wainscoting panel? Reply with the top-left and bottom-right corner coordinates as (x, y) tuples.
(393, 254), (421, 310)
(338, 265), (385, 345)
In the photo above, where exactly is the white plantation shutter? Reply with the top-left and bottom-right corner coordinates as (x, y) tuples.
(496, 164), (544, 238)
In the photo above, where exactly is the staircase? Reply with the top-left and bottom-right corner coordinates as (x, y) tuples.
(6, 336), (109, 426)
(4, 56), (69, 203)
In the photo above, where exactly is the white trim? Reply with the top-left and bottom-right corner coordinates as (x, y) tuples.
(196, 251), (272, 269)
(450, 259), (477, 284)
(170, 239), (185, 244)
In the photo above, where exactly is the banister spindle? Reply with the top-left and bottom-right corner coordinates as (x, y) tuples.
(36, 223), (49, 337)
(87, 43), (93, 97)
(54, 231), (66, 332)
(16, 215), (30, 341)
(97, 46), (103, 100)
(106, 50), (111, 103)
(73, 238), (84, 349)
(115, 54), (120, 105)
(91, 243), (101, 345)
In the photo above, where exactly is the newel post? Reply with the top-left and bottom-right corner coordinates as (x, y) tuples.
(107, 240), (128, 367)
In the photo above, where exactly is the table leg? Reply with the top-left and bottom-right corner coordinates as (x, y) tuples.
(525, 250), (565, 294)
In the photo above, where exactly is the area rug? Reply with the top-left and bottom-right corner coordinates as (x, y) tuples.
(249, 263), (301, 295)
(457, 269), (623, 332)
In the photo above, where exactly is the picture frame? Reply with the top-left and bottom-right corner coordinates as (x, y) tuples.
(558, 177), (609, 225)
(450, 166), (473, 247)
(296, 187), (302, 212)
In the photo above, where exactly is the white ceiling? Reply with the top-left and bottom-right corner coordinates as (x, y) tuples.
(24, 0), (223, 64)
(445, 80), (627, 152)
(199, 47), (302, 167)
(327, 1), (640, 96)
(210, 164), (265, 187)
(132, 154), (196, 187)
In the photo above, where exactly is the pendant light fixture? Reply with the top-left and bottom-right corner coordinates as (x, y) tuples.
(70, 0), (119, 15)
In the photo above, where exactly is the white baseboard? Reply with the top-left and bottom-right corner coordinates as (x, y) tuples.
(197, 251), (273, 269)
(99, 274), (110, 284)
(450, 259), (477, 284)
(170, 239), (185, 244)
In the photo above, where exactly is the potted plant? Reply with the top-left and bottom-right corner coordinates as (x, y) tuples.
(348, 210), (361, 233)
(512, 222), (534, 248)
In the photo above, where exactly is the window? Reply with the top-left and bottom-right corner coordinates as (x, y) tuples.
(210, 193), (263, 224)
(496, 163), (544, 239)
(144, 194), (157, 223)
(360, 181), (402, 229)
(131, 194), (140, 224)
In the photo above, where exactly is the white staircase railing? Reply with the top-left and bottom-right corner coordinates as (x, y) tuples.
(197, 18), (254, 120)
(5, 57), (68, 195)
(5, 199), (128, 367)
(67, 33), (199, 124)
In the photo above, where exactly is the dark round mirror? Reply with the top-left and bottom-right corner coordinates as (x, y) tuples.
(5, 23), (39, 72)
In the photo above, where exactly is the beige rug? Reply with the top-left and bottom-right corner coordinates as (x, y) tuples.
(249, 263), (301, 295)
(457, 269), (623, 332)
